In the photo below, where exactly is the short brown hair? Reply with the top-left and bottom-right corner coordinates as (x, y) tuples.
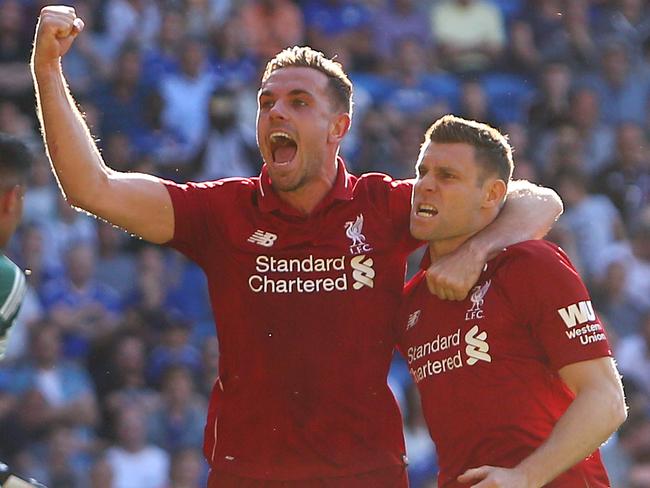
(262, 46), (353, 115)
(423, 115), (513, 183)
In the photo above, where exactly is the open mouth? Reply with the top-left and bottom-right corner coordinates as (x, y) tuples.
(269, 131), (298, 164)
(415, 203), (438, 218)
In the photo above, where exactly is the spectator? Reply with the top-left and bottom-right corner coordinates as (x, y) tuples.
(585, 40), (650, 126)
(554, 166), (625, 279)
(92, 43), (149, 140)
(431, 0), (506, 74)
(41, 243), (121, 359)
(95, 333), (160, 438)
(303, 0), (372, 55)
(10, 323), (99, 440)
(159, 38), (220, 152)
(239, 0), (305, 61)
(147, 316), (202, 386)
(89, 455), (114, 488)
(593, 260), (647, 338)
(372, 0), (432, 59)
(617, 311), (650, 395)
(106, 406), (170, 488)
(597, 0), (650, 59)
(166, 447), (206, 488)
(94, 221), (137, 298)
(567, 86), (616, 175)
(509, 0), (566, 73)
(147, 365), (207, 452)
(103, 0), (161, 52)
(140, 9), (185, 87)
(0, 0), (33, 110)
(194, 87), (259, 181)
(528, 60), (573, 133)
(595, 122), (650, 223)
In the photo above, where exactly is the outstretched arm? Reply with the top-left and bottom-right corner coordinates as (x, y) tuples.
(457, 357), (627, 488)
(31, 6), (173, 244)
(426, 180), (562, 299)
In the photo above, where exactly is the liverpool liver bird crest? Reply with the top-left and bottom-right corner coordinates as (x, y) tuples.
(345, 214), (366, 247)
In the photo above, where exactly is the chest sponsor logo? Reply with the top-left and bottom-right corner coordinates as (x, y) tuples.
(465, 325), (491, 365)
(247, 230), (278, 248)
(345, 214), (373, 255)
(406, 324), (492, 383)
(406, 310), (421, 331)
(248, 254), (375, 293)
(465, 280), (491, 321)
(351, 255), (374, 289)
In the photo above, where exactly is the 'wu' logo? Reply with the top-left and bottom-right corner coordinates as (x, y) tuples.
(247, 230), (277, 248)
(345, 214), (373, 255)
(557, 300), (596, 328)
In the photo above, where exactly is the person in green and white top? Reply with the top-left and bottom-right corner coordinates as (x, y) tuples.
(0, 133), (32, 360)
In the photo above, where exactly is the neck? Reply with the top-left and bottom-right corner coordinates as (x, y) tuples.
(277, 160), (339, 216)
(428, 211), (499, 260)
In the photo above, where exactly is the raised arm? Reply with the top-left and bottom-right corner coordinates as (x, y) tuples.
(31, 6), (173, 244)
(426, 180), (563, 300)
(457, 357), (627, 487)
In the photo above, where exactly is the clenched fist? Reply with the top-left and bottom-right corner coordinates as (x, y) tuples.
(32, 5), (84, 67)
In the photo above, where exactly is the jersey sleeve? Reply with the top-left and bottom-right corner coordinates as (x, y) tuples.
(387, 177), (423, 253)
(505, 241), (612, 370)
(0, 256), (27, 359)
(162, 179), (229, 267)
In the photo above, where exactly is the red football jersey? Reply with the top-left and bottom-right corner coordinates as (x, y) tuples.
(164, 160), (419, 479)
(398, 240), (612, 488)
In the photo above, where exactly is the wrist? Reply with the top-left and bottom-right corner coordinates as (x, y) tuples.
(515, 462), (545, 488)
(465, 235), (489, 262)
(32, 57), (62, 78)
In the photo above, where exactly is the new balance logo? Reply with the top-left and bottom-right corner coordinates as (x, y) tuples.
(465, 325), (491, 365)
(350, 255), (375, 290)
(406, 310), (421, 331)
(557, 300), (596, 328)
(247, 230), (277, 248)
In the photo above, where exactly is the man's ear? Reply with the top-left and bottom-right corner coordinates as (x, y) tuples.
(482, 178), (507, 209)
(328, 112), (351, 144)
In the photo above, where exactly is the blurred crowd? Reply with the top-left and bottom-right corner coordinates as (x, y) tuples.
(1, 0), (650, 486)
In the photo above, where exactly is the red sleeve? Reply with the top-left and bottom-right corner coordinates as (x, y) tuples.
(163, 179), (229, 267)
(387, 177), (422, 253)
(505, 241), (612, 370)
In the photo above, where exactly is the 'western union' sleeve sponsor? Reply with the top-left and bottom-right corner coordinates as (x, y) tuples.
(0, 255), (27, 359)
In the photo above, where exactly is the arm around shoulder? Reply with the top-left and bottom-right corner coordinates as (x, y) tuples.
(471, 179), (563, 260)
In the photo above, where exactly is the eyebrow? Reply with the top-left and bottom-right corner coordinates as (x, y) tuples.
(258, 89), (315, 99)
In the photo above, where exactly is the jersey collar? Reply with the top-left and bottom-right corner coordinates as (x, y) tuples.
(257, 157), (355, 215)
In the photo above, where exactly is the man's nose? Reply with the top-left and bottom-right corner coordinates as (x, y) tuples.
(416, 175), (437, 193)
(269, 100), (288, 120)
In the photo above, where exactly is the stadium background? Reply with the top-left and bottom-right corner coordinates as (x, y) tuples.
(1, 0), (650, 486)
